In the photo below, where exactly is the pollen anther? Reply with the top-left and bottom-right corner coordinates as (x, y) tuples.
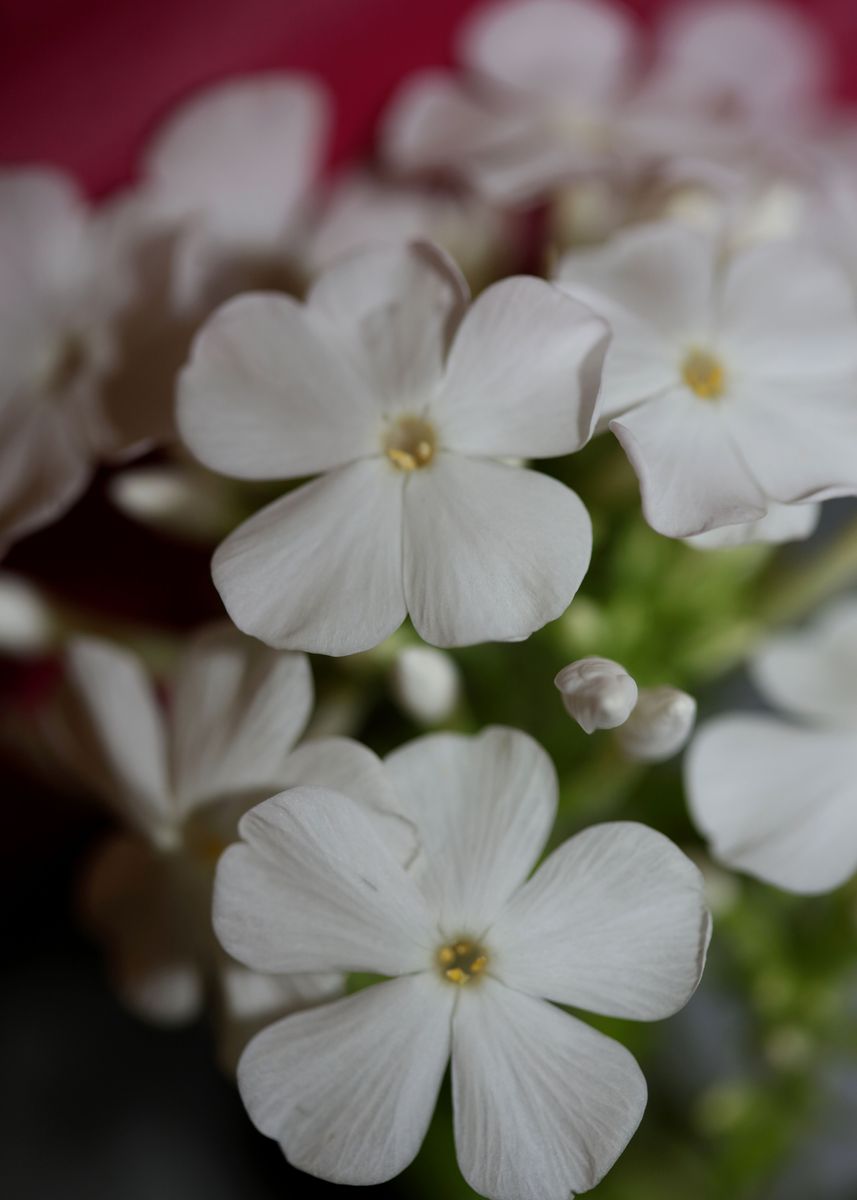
(436, 938), (489, 985)
(681, 348), (726, 400)
(384, 415), (437, 471)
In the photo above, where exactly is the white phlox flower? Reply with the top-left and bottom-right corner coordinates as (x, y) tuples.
(51, 625), (411, 1036)
(178, 240), (608, 654)
(554, 655), (638, 732)
(306, 169), (518, 290)
(138, 74), (331, 314)
(616, 685), (697, 763)
(214, 725), (711, 1198)
(382, 0), (640, 205)
(555, 222), (857, 538)
(390, 644), (462, 725)
(0, 168), (131, 553)
(686, 598), (857, 894)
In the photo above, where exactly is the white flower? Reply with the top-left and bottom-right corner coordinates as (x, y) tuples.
(617, 686), (697, 762)
(51, 625), (409, 1033)
(0, 169), (126, 553)
(139, 74), (330, 312)
(554, 656), (638, 732)
(555, 222), (857, 538)
(306, 169), (516, 289)
(214, 726), (710, 1197)
(178, 241), (607, 654)
(686, 598), (857, 894)
(382, 0), (639, 205)
(390, 644), (462, 725)
(0, 571), (56, 656)
(686, 500), (820, 550)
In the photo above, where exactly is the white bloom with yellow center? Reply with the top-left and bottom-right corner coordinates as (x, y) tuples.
(686, 598), (857, 895)
(214, 726), (710, 1198)
(50, 626), (410, 1046)
(178, 241), (607, 654)
(555, 222), (857, 538)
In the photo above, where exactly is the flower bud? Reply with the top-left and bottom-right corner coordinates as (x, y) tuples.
(389, 645), (461, 725)
(0, 572), (56, 656)
(554, 657), (638, 734)
(616, 686), (697, 762)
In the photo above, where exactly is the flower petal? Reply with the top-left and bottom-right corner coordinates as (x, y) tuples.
(238, 974), (453, 1185)
(750, 599), (857, 725)
(143, 74), (330, 244)
(433, 277), (608, 456)
(307, 241), (468, 410)
(384, 727), (557, 933)
(403, 455), (591, 646)
(168, 624), (313, 816)
(489, 822), (708, 1019)
(610, 388), (768, 537)
(686, 501), (820, 549)
(62, 638), (172, 839)
(686, 715), (857, 894)
(717, 241), (857, 378)
(213, 787), (436, 975)
(459, 0), (638, 104)
(177, 292), (379, 480)
(277, 735), (417, 863)
(452, 978), (647, 1200)
(212, 460), (406, 656)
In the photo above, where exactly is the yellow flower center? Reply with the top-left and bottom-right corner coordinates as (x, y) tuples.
(681, 348), (726, 400)
(384, 415), (437, 471)
(436, 939), (489, 985)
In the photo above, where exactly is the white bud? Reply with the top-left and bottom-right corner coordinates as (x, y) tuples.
(616, 686), (697, 762)
(389, 645), (461, 725)
(107, 464), (234, 542)
(0, 572), (56, 656)
(554, 657), (638, 734)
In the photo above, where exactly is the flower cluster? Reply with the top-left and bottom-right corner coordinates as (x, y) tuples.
(6, 1), (857, 1198)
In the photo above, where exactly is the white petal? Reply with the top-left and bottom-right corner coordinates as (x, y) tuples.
(615, 686), (697, 762)
(383, 726), (557, 934)
(452, 978), (647, 1200)
(555, 223), (717, 344)
(238, 974), (453, 1185)
(686, 715), (857, 893)
(610, 388), (768, 537)
(168, 624), (313, 815)
(489, 822), (709, 1019)
(143, 74), (330, 244)
(389, 644), (462, 725)
(177, 292), (379, 480)
(307, 241), (468, 410)
(403, 455), (591, 646)
(751, 600), (857, 726)
(554, 656), (638, 733)
(432, 277), (608, 456)
(276, 736), (417, 863)
(686, 501), (820, 549)
(212, 461), (406, 656)
(83, 834), (204, 1026)
(460, 0), (638, 104)
(213, 787), (436, 975)
(63, 638), (172, 839)
(717, 241), (857, 378)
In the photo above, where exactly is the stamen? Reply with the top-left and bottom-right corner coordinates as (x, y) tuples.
(681, 348), (726, 400)
(384, 416), (437, 471)
(436, 938), (489, 985)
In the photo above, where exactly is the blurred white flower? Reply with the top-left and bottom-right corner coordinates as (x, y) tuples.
(382, 0), (640, 204)
(0, 572), (56, 656)
(686, 598), (857, 894)
(107, 461), (238, 543)
(556, 223), (857, 538)
(214, 726), (710, 1196)
(306, 169), (517, 289)
(617, 685), (697, 762)
(554, 655), (637, 732)
(52, 625), (410, 1038)
(686, 501), (821, 550)
(390, 644), (462, 725)
(179, 241), (607, 654)
(0, 168), (130, 552)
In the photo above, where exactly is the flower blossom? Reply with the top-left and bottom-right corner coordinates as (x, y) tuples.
(179, 241), (608, 654)
(554, 656), (638, 732)
(214, 726), (710, 1197)
(686, 599), (857, 894)
(555, 222), (857, 538)
(49, 625), (409, 1048)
